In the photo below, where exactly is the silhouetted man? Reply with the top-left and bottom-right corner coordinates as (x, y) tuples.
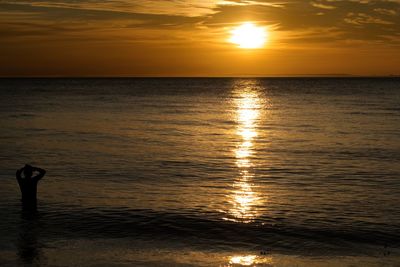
(16, 164), (46, 210)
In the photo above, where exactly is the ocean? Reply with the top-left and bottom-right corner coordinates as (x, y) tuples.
(0, 78), (399, 266)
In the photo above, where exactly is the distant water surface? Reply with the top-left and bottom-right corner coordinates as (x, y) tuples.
(0, 78), (399, 266)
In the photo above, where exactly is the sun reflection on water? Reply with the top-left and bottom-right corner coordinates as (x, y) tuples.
(228, 254), (273, 266)
(230, 255), (257, 266)
(225, 81), (264, 223)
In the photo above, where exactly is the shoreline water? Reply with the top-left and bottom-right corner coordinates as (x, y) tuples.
(1, 239), (399, 267)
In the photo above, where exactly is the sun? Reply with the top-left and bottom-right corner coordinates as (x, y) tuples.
(229, 22), (268, 49)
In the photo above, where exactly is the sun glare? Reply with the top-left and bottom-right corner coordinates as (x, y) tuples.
(229, 22), (268, 49)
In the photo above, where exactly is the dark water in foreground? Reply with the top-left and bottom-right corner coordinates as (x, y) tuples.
(0, 78), (399, 266)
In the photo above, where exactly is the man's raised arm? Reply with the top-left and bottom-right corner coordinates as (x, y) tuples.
(16, 167), (23, 182)
(32, 167), (46, 182)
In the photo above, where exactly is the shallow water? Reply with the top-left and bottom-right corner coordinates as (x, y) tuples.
(0, 78), (399, 266)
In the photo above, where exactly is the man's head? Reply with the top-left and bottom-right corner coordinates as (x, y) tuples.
(23, 164), (33, 178)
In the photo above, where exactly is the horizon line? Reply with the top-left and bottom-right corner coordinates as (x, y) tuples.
(1, 74), (399, 79)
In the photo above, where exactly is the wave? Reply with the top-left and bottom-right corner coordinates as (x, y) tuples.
(2, 204), (398, 256)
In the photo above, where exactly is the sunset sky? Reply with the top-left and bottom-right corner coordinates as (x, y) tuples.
(1, 0), (399, 76)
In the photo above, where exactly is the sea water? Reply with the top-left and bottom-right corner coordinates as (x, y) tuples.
(0, 78), (399, 266)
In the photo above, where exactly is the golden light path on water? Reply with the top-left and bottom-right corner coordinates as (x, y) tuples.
(225, 81), (264, 223)
(228, 254), (273, 266)
(224, 82), (272, 265)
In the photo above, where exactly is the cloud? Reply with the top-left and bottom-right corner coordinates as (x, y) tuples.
(344, 12), (394, 25)
(0, 0), (219, 17)
(374, 8), (397, 15)
(218, 0), (286, 8)
(310, 1), (337, 10)
(0, 0), (399, 45)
